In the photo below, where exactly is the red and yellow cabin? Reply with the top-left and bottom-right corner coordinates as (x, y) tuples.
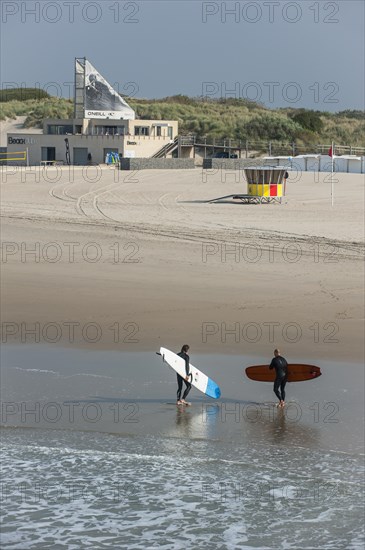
(245, 167), (287, 198)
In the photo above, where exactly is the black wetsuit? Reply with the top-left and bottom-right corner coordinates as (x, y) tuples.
(176, 351), (192, 401)
(269, 356), (288, 402)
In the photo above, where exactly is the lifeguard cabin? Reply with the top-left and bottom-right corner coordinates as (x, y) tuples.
(208, 166), (287, 204)
(244, 166), (286, 203)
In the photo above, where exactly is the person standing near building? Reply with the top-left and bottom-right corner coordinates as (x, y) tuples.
(269, 349), (288, 407)
(176, 345), (192, 405)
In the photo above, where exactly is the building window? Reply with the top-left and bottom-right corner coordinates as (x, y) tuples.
(156, 126), (162, 137)
(92, 126), (125, 136)
(168, 126), (173, 139)
(47, 125), (73, 135)
(135, 126), (150, 136)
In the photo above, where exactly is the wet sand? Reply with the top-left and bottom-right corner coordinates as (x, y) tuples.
(1, 345), (364, 454)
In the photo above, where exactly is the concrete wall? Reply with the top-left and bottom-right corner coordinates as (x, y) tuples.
(120, 158), (195, 170)
(203, 158), (265, 170)
(178, 146), (194, 159)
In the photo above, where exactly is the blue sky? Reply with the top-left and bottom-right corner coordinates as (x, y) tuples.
(1, 0), (364, 111)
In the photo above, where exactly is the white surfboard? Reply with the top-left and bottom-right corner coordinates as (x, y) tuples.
(158, 347), (221, 399)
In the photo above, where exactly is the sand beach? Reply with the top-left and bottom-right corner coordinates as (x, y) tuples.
(1, 164), (364, 550)
(1, 165), (363, 363)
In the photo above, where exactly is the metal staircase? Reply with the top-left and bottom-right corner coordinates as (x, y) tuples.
(151, 136), (179, 158)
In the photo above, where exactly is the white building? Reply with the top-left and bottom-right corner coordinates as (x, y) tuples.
(6, 58), (179, 166)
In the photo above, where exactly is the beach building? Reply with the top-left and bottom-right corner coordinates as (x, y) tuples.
(6, 59), (179, 166)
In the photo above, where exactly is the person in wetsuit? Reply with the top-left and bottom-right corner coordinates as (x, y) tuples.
(269, 348), (288, 407)
(176, 344), (192, 405)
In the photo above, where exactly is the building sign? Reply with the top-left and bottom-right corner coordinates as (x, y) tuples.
(82, 60), (135, 121)
(8, 136), (36, 145)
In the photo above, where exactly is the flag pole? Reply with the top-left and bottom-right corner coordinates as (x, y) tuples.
(331, 141), (334, 207)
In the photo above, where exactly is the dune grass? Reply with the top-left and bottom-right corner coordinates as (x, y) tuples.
(1, 91), (363, 147)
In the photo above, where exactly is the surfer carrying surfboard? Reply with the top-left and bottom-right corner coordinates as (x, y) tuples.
(176, 345), (192, 405)
(269, 349), (288, 408)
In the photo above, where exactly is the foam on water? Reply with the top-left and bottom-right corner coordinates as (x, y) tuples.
(1, 347), (364, 548)
(1, 428), (364, 550)
(12, 366), (113, 380)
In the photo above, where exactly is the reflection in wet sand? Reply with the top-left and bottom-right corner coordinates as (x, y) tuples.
(1, 345), (363, 453)
(268, 407), (320, 448)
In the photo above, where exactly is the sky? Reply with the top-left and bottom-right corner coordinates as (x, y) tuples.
(1, 0), (364, 111)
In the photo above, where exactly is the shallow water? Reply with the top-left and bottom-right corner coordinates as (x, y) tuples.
(1, 346), (364, 549)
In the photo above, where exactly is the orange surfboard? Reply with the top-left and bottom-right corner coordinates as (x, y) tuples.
(245, 364), (321, 383)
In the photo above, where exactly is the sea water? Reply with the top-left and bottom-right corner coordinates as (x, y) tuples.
(1, 346), (364, 549)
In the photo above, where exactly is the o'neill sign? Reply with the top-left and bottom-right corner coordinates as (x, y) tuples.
(86, 111), (124, 119)
(76, 59), (135, 120)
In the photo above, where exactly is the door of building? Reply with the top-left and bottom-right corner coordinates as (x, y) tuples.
(41, 147), (56, 161)
(73, 147), (89, 165)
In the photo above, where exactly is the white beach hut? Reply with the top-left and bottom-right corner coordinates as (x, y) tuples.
(293, 155), (320, 172)
(263, 156), (292, 168)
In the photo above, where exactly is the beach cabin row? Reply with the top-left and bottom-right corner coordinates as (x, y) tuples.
(264, 155), (365, 174)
